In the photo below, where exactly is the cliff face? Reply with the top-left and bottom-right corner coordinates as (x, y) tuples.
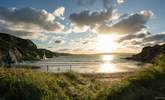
(129, 44), (165, 62)
(0, 33), (58, 64)
(0, 33), (38, 64)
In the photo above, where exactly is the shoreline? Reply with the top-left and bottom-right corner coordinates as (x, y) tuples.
(4, 65), (138, 83)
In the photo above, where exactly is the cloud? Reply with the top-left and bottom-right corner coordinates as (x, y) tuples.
(119, 31), (165, 49)
(70, 0), (124, 27)
(74, 0), (95, 6)
(117, 0), (124, 4)
(97, 10), (153, 34)
(118, 33), (146, 43)
(74, 0), (125, 8)
(69, 0), (127, 34)
(143, 32), (165, 43)
(0, 7), (64, 39)
(54, 39), (66, 44)
(53, 7), (65, 20)
(0, 26), (48, 40)
(54, 40), (61, 43)
(103, 0), (121, 8)
(70, 8), (117, 27)
(118, 30), (151, 42)
(70, 8), (153, 35)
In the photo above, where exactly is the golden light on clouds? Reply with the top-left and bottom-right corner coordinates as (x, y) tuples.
(96, 34), (119, 53)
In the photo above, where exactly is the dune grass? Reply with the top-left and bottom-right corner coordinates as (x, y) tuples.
(97, 55), (165, 100)
(0, 55), (165, 100)
(0, 68), (105, 100)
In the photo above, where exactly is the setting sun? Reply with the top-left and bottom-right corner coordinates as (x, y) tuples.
(96, 35), (119, 53)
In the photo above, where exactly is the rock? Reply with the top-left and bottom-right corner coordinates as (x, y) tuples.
(6, 47), (23, 64)
(128, 44), (165, 62)
(0, 33), (37, 64)
(0, 33), (70, 65)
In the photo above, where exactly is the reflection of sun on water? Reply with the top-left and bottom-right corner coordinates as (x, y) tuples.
(100, 55), (117, 73)
(102, 55), (113, 62)
(100, 63), (116, 73)
(95, 34), (120, 73)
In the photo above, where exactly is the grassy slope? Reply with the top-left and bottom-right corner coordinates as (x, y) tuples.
(0, 55), (165, 100)
(98, 55), (165, 100)
(0, 69), (105, 100)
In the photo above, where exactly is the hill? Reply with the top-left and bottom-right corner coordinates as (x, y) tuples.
(127, 44), (165, 62)
(0, 33), (69, 64)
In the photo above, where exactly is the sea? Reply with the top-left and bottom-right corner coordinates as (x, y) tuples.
(18, 53), (150, 73)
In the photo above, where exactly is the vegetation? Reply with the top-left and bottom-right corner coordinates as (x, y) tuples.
(0, 68), (105, 100)
(98, 55), (165, 100)
(129, 44), (165, 63)
(0, 54), (165, 100)
(0, 33), (71, 64)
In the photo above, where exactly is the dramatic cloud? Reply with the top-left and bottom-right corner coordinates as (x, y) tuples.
(70, 7), (153, 34)
(0, 7), (64, 39)
(70, 8), (117, 27)
(119, 34), (146, 42)
(118, 31), (151, 42)
(70, 0), (123, 28)
(119, 31), (165, 49)
(143, 32), (165, 44)
(97, 10), (153, 34)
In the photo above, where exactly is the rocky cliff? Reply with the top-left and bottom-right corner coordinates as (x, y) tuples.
(0, 33), (60, 64)
(128, 44), (165, 62)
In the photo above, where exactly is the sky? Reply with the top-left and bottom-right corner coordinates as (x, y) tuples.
(0, 0), (165, 54)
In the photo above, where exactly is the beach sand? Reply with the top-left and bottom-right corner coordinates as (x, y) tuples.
(82, 71), (135, 83)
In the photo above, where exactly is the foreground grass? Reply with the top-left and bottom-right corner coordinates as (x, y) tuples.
(0, 68), (105, 100)
(98, 55), (165, 100)
(0, 55), (165, 100)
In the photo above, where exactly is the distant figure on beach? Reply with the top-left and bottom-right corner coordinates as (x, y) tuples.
(46, 65), (49, 72)
(57, 67), (60, 71)
(69, 65), (72, 72)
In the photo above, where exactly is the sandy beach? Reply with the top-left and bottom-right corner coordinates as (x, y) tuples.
(82, 71), (135, 83)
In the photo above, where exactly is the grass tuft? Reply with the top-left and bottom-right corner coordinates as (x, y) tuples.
(97, 55), (165, 100)
(0, 68), (105, 100)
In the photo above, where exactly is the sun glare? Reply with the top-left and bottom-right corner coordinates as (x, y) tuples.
(96, 35), (118, 53)
(100, 63), (116, 73)
(100, 55), (116, 73)
(102, 55), (113, 62)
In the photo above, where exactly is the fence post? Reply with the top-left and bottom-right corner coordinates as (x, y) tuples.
(47, 65), (49, 72)
(70, 65), (72, 72)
